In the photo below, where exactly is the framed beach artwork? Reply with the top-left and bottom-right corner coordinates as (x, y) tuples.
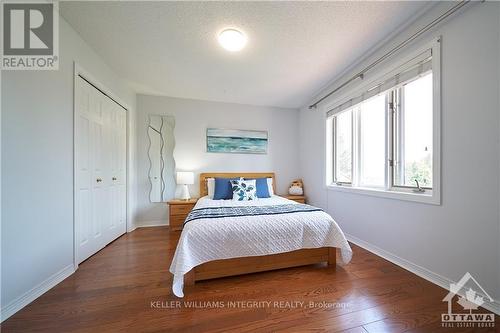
(206, 128), (268, 154)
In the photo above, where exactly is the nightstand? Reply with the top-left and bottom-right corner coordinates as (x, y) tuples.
(284, 195), (306, 204)
(167, 198), (198, 231)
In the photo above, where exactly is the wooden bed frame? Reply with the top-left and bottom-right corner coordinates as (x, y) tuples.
(184, 172), (337, 286)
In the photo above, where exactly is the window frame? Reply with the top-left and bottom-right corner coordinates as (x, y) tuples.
(325, 38), (441, 205)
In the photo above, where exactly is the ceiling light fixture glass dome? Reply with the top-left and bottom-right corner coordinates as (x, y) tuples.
(218, 28), (247, 52)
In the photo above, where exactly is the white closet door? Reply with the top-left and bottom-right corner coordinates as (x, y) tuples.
(101, 97), (115, 246)
(75, 77), (105, 263)
(107, 99), (127, 244)
(75, 76), (127, 264)
(116, 104), (127, 236)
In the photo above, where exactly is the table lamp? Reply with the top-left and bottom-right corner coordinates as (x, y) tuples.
(177, 171), (194, 200)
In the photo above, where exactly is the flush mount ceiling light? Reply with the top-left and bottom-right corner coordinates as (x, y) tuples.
(218, 28), (247, 52)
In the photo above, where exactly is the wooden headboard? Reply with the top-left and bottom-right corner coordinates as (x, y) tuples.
(199, 172), (276, 197)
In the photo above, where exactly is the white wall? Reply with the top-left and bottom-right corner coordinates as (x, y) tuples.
(299, 1), (500, 306)
(135, 95), (300, 226)
(1, 17), (136, 320)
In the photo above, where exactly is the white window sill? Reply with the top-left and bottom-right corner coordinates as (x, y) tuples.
(326, 184), (440, 205)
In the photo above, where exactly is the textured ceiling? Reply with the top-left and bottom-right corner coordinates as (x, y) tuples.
(61, 1), (432, 108)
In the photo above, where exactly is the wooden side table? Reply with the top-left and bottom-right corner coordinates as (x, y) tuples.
(284, 195), (306, 204)
(167, 198), (198, 231)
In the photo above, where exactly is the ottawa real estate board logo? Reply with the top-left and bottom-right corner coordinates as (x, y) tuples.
(441, 272), (495, 328)
(1, 1), (59, 70)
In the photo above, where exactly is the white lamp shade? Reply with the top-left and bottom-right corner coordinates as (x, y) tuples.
(176, 172), (194, 185)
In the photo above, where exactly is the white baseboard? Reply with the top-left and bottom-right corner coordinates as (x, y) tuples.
(0, 264), (75, 322)
(346, 233), (500, 315)
(134, 220), (168, 229)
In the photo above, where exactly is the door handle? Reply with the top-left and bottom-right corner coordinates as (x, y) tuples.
(96, 178), (103, 183)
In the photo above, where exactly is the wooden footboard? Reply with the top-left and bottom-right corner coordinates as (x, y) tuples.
(185, 247), (337, 285)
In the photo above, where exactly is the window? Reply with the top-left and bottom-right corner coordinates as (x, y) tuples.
(333, 110), (352, 184)
(327, 43), (440, 204)
(359, 94), (386, 187)
(394, 73), (433, 188)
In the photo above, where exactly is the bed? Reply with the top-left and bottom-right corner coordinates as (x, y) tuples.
(169, 172), (352, 297)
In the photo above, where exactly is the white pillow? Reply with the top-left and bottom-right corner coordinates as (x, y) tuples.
(207, 178), (215, 199)
(231, 178), (257, 201)
(267, 178), (274, 196)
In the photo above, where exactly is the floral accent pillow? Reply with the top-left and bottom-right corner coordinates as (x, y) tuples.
(231, 178), (257, 201)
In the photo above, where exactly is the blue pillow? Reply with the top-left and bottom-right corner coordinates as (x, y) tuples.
(213, 177), (238, 200)
(246, 178), (270, 198)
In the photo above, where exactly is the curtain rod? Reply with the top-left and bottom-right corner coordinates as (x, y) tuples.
(308, 0), (471, 110)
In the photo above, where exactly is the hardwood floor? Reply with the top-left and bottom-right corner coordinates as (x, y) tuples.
(2, 227), (498, 332)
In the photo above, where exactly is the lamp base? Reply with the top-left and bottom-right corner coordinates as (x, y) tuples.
(179, 184), (191, 201)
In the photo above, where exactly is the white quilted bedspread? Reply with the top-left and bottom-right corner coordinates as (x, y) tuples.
(169, 196), (352, 297)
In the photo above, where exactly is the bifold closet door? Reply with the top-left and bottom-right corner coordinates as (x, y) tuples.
(75, 76), (127, 264)
(106, 98), (127, 244)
